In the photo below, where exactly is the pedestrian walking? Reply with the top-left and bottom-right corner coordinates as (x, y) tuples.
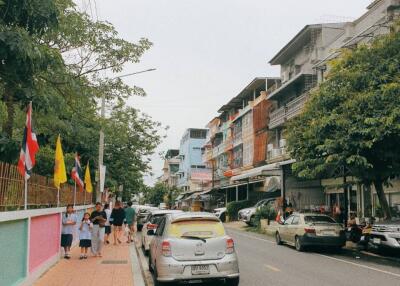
(124, 201), (136, 243)
(110, 201), (125, 245)
(104, 203), (112, 245)
(90, 202), (107, 257)
(61, 204), (77, 259)
(79, 212), (93, 260)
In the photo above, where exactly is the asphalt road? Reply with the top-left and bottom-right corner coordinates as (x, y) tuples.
(136, 227), (400, 286)
(226, 227), (400, 286)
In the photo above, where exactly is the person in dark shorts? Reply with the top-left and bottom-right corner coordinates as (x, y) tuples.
(61, 204), (77, 259)
(79, 212), (93, 259)
(104, 203), (112, 244)
(110, 201), (126, 244)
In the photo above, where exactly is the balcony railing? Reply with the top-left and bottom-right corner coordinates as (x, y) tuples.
(267, 147), (289, 162)
(269, 93), (308, 129)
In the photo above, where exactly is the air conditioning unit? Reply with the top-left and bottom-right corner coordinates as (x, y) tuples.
(279, 139), (287, 148)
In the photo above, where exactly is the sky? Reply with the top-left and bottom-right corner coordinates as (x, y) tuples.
(91, 0), (372, 185)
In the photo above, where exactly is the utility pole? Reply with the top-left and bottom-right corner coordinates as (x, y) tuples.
(96, 68), (156, 203)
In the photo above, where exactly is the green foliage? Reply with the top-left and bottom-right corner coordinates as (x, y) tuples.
(287, 24), (400, 219)
(254, 205), (277, 228)
(226, 200), (253, 221)
(143, 182), (169, 206)
(0, 0), (162, 201)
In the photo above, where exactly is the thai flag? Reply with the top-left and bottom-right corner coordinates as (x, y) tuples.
(71, 154), (84, 191)
(18, 102), (39, 179)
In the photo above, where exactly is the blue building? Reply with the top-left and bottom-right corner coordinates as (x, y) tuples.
(177, 128), (211, 192)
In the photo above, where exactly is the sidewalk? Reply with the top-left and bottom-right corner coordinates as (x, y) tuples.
(35, 237), (136, 286)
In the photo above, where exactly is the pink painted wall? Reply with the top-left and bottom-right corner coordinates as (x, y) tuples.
(29, 214), (61, 273)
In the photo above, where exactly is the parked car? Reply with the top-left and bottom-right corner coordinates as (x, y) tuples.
(142, 209), (183, 255)
(213, 207), (227, 222)
(275, 213), (346, 251)
(137, 206), (158, 231)
(238, 199), (274, 226)
(370, 219), (400, 250)
(148, 212), (240, 286)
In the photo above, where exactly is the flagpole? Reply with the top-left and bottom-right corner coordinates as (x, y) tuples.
(57, 187), (60, 207)
(24, 177), (28, 210)
(73, 181), (77, 206)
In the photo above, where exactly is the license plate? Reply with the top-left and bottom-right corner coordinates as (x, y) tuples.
(321, 231), (336, 236)
(373, 238), (381, 244)
(191, 265), (210, 275)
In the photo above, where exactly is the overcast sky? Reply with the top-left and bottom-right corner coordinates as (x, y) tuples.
(92, 0), (372, 185)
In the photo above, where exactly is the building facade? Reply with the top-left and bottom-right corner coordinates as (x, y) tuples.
(177, 128), (212, 193)
(160, 149), (180, 188)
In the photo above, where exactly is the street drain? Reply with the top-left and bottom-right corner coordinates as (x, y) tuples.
(101, 260), (128, 264)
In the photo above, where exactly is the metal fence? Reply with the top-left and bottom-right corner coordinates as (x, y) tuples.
(0, 162), (93, 211)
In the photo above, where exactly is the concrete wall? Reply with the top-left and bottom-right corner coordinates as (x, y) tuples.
(0, 219), (28, 286)
(0, 205), (92, 286)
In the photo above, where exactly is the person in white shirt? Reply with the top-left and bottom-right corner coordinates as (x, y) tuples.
(104, 203), (112, 244)
(79, 212), (93, 259)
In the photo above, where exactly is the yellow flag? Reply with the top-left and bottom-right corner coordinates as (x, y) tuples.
(54, 135), (67, 188)
(84, 162), (93, 193)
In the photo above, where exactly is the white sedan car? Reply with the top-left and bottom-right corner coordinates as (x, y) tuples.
(142, 209), (183, 255)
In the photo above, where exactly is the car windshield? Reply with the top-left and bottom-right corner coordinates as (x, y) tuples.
(304, 215), (337, 224)
(255, 200), (266, 208)
(168, 219), (225, 239)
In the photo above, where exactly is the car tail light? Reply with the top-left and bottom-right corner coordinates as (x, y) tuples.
(226, 237), (235, 254)
(304, 227), (316, 234)
(147, 223), (157, 230)
(161, 240), (171, 257)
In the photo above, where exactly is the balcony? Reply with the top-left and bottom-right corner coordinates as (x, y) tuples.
(267, 147), (290, 163)
(202, 149), (213, 162)
(269, 93), (308, 129)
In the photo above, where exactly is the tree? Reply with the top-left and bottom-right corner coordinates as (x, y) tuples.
(144, 182), (169, 206)
(287, 25), (400, 219)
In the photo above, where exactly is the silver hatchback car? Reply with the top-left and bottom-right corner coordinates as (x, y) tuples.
(148, 212), (240, 286)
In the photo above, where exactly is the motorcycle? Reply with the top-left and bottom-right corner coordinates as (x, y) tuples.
(357, 224), (372, 251)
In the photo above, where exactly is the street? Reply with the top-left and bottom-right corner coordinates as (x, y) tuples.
(136, 224), (400, 286)
(226, 226), (400, 286)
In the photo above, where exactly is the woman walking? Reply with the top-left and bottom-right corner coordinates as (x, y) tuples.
(110, 201), (125, 245)
(90, 202), (107, 257)
(79, 212), (93, 260)
(61, 204), (77, 259)
(104, 203), (112, 245)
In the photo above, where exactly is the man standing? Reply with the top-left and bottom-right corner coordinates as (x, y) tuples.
(124, 201), (136, 243)
(90, 202), (107, 257)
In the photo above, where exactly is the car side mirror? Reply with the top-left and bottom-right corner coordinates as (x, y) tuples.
(147, 229), (156, 236)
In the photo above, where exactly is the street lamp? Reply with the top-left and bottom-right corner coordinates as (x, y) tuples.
(97, 68), (157, 202)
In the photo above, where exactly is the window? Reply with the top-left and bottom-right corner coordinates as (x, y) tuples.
(284, 216), (294, 225)
(304, 215), (336, 224)
(190, 129), (207, 139)
(156, 217), (166, 236)
(291, 216), (300, 225)
(168, 219), (225, 238)
(193, 147), (201, 150)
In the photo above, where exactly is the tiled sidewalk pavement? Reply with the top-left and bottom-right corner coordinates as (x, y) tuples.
(35, 238), (135, 286)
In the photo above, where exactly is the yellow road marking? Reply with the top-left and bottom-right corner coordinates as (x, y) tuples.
(265, 264), (281, 272)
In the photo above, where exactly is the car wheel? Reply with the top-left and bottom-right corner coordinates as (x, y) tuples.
(220, 213), (226, 223)
(226, 277), (240, 286)
(249, 216), (256, 226)
(275, 232), (283, 245)
(295, 236), (304, 252)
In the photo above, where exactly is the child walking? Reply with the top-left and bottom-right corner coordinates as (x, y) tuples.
(79, 212), (93, 260)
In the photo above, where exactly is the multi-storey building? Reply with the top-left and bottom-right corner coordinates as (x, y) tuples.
(203, 78), (283, 205)
(160, 149), (180, 188)
(267, 0), (400, 216)
(177, 128), (211, 194)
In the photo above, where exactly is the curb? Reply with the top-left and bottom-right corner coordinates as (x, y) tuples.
(134, 239), (154, 286)
(130, 242), (146, 286)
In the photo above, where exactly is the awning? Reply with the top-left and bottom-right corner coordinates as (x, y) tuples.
(230, 163), (280, 182)
(175, 194), (184, 201)
(264, 176), (281, 193)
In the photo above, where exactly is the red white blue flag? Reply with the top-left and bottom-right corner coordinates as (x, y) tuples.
(71, 153), (84, 191)
(18, 102), (39, 179)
